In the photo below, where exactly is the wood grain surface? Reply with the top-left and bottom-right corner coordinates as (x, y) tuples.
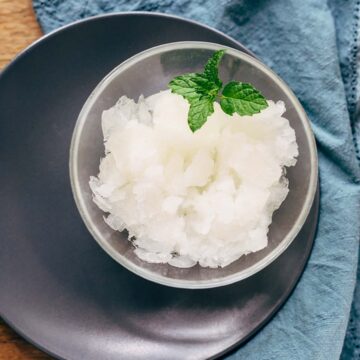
(0, 0), (42, 68)
(0, 1), (50, 358)
(0, 319), (50, 360)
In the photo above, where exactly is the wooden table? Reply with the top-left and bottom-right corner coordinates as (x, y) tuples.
(0, 1), (50, 358)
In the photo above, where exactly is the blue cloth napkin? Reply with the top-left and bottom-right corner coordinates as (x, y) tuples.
(32, 1), (360, 358)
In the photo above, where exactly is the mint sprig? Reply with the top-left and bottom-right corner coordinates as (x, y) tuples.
(168, 50), (268, 132)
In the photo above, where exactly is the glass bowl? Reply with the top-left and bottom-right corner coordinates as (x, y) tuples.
(70, 41), (318, 289)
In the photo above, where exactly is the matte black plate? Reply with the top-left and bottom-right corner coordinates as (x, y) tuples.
(0, 13), (319, 360)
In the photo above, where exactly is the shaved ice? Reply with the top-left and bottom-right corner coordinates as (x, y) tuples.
(90, 90), (298, 268)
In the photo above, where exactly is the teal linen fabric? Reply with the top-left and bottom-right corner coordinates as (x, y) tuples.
(32, 1), (360, 358)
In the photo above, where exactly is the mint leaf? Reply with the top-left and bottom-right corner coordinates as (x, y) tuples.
(168, 51), (225, 132)
(169, 73), (219, 102)
(220, 81), (268, 116)
(203, 50), (225, 86)
(168, 50), (269, 132)
(188, 96), (215, 132)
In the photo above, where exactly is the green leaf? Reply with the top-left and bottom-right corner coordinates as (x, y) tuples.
(220, 81), (268, 116)
(188, 96), (215, 132)
(168, 49), (268, 132)
(203, 50), (225, 86)
(168, 51), (226, 131)
(169, 73), (219, 102)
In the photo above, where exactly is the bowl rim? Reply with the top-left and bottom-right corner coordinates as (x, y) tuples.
(69, 41), (318, 289)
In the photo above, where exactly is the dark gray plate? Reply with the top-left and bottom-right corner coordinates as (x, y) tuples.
(0, 12), (319, 360)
